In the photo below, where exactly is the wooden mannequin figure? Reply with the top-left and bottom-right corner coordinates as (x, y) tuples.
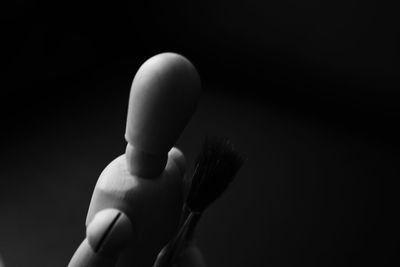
(68, 53), (201, 267)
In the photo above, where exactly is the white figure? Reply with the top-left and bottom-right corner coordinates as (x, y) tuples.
(68, 52), (202, 267)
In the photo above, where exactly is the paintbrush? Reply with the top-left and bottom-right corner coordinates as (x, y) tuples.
(154, 137), (244, 267)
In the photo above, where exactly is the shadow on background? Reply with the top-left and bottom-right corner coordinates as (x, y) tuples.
(1, 1), (399, 266)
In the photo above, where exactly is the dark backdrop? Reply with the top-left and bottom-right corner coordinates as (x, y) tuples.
(1, 1), (399, 267)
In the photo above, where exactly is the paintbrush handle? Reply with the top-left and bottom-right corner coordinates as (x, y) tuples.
(154, 212), (201, 267)
(182, 212), (201, 243)
(170, 212), (201, 264)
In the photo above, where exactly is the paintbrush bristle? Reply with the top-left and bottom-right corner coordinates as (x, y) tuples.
(186, 137), (244, 213)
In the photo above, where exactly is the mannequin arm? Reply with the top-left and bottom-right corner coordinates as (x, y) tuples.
(68, 209), (133, 267)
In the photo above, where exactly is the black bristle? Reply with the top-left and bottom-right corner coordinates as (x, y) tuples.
(186, 136), (244, 212)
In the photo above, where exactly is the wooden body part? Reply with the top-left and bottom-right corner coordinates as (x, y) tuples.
(68, 209), (133, 267)
(69, 52), (201, 267)
(86, 151), (184, 267)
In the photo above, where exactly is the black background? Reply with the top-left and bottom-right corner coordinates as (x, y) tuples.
(0, 1), (399, 266)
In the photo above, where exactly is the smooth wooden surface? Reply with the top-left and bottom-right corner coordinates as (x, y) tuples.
(125, 53), (201, 178)
(86, 209), (133, 256)
(68, 209), (132, 267)
(84, 154), (184, 267)
(68, 239), (118, 267)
